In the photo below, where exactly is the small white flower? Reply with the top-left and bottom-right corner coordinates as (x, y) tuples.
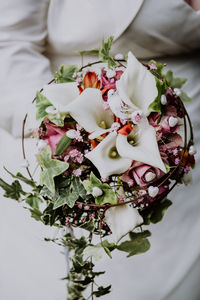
(148, 186), (159, 198)
(161, 95), (167, 105)
(66, 129), (77, 139)
(131, 110), (143, 124)
(92, 186), (103, 197)
(189, 145), (197, 155)
(168, 116), (178, 127)
(145, 172), (156, 182)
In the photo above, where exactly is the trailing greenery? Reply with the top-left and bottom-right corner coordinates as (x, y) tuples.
(99, 36), (117, 69)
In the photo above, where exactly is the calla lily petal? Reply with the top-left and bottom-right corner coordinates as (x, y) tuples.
(104, 205), (143, 244)
(116, 119), (166, 173)
(85, 132), (132, 178)
(42, 83), (79, 112)
(67, 88), (114, 135)
(108, 93), (132, 119)
(116, 52), (158, 116)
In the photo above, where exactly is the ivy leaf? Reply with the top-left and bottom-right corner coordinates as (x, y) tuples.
(82, 172), (117, 205)
(148, 77), (168, 113)
(99, 36), (117, 69)
(93, 285), (112, 298)
(0, 178), (25, 200)
(71, 177), (87, 199)
(117, 230), (151, 257)
(55, 133), (72, 156)
(148, 60), (165, 76)
(35, 92), (51, 120)
(142, 199), (172, 225)
(165, 70), (187, 88)
(95, 186), (117, 205)
(3, 167), (36, 187)
(79, 220), (95, 232)
(53, 177), (86, 209)
(180, 91), (193, 103)
(53, 187), (78, 209)
(78, 49), (99, 56)
(42, 202), (60, 226)
(25, 194), (43, 209)
(54, 65), (78, 83)
(47, 113), (66, 127)
(37, 146), (69, 193)
(25, 207), (43, 221)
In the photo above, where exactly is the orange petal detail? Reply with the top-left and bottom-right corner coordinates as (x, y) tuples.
(118, 123), (133, 136)
(83, 72), (100, 89)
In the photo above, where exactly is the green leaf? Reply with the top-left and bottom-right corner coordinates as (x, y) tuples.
(0, 178), (25, 200)
(55, 133), (72, 156)
(165, 70), (187, 88)
(180, 90), (193, 102)
(72, 177), (87, 199)
(82, 172), (117, 205)
(26, 207), (43, 221)
(77, 49), (99, 56)
(93, 285), (112, 298)
(37, 146), (69, 193)
(142, 199), (172, 225)
(25, 194), (43, 209)
(47, 113), (66, 127)
(117, 230), (151, 257)
(42, 202), (60, 226)
(79, 220), (95, 232)
(148, 77), (168, 113)
(95, 185), (117, 205)
(148, 60), (165, 76)
(53, 187), (78, 209)
(54, 65), (78, 83)
(53, 177), (86, 209)
(35, 92), (51, 120)
(3, 168), (36, 187)
(99, 36), (117, 69)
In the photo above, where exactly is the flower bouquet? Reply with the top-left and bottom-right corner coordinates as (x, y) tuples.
(0, 37), (196, 299)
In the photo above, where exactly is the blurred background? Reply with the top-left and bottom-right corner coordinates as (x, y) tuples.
(0, 0), (200, 299)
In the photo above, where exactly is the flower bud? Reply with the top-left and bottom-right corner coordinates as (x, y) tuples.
(66, 129), (77, 139)
(148, 186), (159, 198)
(92, 186), (103, 197)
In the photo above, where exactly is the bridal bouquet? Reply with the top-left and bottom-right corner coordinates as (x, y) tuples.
(0, 37), (196, 299)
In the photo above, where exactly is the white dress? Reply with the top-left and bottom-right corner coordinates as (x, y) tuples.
(0, 1), (200, 299)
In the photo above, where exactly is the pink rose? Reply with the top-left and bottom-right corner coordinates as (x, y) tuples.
(40, 120), (67, 155)
(121, 162), (164, 187)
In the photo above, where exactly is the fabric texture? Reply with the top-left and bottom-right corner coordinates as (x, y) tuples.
(0, 0), (200, 299)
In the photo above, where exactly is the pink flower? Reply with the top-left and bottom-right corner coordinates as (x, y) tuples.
(47, 134), (63, 154)
(121, 162), (164, 187)
(73, 168), (82, 177)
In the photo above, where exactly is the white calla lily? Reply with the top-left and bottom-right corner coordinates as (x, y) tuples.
(116, 119), (166, 173)
(85, 132), (132, 179)
(116, 51), (158, 116)
(67, 88), (114, 138)
(104, 204), (143, 244)
(42, 82), (79, 113)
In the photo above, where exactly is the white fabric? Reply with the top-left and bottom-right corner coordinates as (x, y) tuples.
(0, 0), (200, 299)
